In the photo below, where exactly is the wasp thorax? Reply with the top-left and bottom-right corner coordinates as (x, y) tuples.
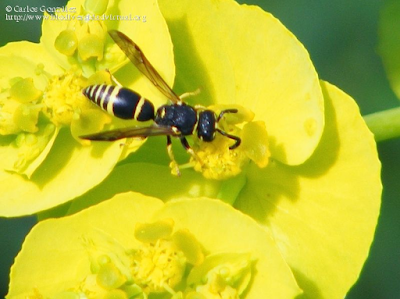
(155, 104), (197, 136)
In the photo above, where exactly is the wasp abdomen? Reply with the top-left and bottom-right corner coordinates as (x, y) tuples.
(83, 84), (155, 121)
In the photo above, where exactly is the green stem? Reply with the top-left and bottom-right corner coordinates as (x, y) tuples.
(364, 106), (400, 142)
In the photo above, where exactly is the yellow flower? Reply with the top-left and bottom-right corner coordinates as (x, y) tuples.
(3, 0), (381, 297)
(63, 1), (381, 298)
(7, 192), (302, 298)
(0, 0), (174, 216)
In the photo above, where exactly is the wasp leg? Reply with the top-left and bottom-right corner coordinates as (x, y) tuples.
(105, 69), (123, 87)
(194, 104), (207, 111)
(215, 109), (241, 149)
(167, 135), (181, 176)
(179, 88), (201, 101)
(216, 128), (241, 149)
(179, 137), (203, 166)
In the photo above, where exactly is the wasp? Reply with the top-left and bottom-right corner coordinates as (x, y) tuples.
(81, 30), (241, 175)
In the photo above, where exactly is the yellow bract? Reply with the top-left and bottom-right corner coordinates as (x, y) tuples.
(4, 1), (382, 297)
(7, 193), (301, 298)
(0, 0), (175, 216)
(236, 81), (381, 298)
(159, 0), (324, 166)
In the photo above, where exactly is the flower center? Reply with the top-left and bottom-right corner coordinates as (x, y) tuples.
(42, 68), (89, 126)
(33, 219), (253, 298)
(190, 105), (270, 180)
(130, 239), (186, 293)
(0, 68), (112, 175)
(192, 135), (249, 180)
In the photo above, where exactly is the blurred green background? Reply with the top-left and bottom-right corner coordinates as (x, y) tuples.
(0, 0), (399, 297)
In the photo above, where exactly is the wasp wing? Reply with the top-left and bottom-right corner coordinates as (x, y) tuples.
(80, 125), (179, 141)
(109, 30), (181, 104)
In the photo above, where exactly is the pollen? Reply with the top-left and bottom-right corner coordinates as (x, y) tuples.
(189, 105), (271, 180)
(128, 220), (206, 295)
(192, 135), (249, 180)
(129, 239), (186, 293)
(192, 120), (270, 180)
(42, 68), (89, 126)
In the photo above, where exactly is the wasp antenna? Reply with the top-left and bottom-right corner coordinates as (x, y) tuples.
(217, 109), (238, 121)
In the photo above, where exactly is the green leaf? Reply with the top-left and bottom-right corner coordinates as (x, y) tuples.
(378, 0), (400, 100)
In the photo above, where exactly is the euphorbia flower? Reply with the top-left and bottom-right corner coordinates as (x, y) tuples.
(3, 0), (381, 297)
(0, 0), (322, 217)
(58, 0), (380, 298)
(7, 192), (303, 298)
(0, 0), (175, 216)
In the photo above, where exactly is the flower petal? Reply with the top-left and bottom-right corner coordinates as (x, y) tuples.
(8, 193), (301, 298)
(110, 0), (175, 108)
(159, 0), (324, 165)
(0, 128), (125, 216)
(235, 81), (381, 298)
(0, 0), (176, 216)
(0, 125), (58, 178)
(154, 198), (302, 297)
(0, 41), (63, 90)
(8, 192), (163, 298)
(66, 161), (222, 214)
(40, 0), (83, 70)
(41, 0), (175, 108)
(0, 42), (63, 177)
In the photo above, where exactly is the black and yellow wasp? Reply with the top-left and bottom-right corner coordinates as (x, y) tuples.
(81, 30), (241, 174)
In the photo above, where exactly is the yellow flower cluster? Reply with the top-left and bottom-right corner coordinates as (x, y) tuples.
(3, 0), (382, 298)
